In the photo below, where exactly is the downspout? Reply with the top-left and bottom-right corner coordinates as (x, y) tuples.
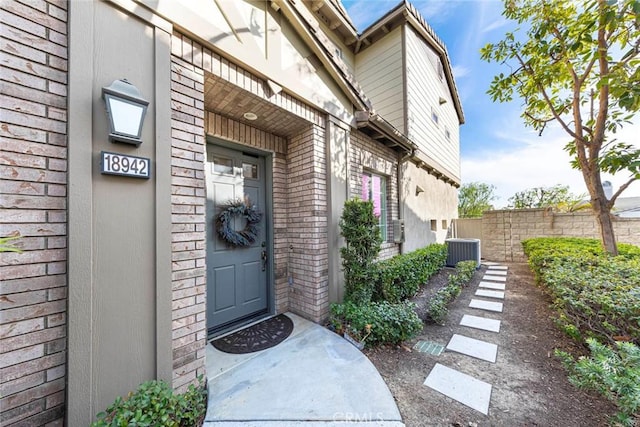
(399, 22), (408, 255)
(397, 149), (413, 254)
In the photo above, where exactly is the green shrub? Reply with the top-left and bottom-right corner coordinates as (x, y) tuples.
(556, 339), (640, 426)
(0, 235), (22, 253)
(92, 378), (207, 427)
(522, 237), (640, 346)
(330, 300), (423, 347)
(524, 237), (640, 425)
(374, 244), (447, 303)
(427, 260), (477, 324)
(339, 199), (382, 304)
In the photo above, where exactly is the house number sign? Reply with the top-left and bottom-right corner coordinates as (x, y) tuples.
(100, 151), (150, 179)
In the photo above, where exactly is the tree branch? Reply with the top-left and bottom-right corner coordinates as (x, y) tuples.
(608, 176), (637, 208)
(513, 51), (580, 140)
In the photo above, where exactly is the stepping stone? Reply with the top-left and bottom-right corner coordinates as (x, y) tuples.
(460, 314), (501, 333)
(413, 340), (445, 355)
(482, 275), (507, 282)
(478, 281), (505, 290)
(469, 299), (503, 312)
(485, 270), (507, 276)
(488, 265), (508, 270)
(424, 363), (492, 414)
(482, 261), (500, 266)
(475, 289), (505, 300)
(446, 334), (498, 362)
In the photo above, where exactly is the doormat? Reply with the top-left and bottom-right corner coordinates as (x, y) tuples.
(211, 314), (294, 354)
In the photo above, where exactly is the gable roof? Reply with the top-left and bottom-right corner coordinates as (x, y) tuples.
(275, 0), (463, 164)
(355, 0), (465, 124)
(275, 0), (414, 153)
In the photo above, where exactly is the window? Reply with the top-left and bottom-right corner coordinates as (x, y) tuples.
(445, 128), (451, 140)
(362, 172), (387, 241)
(430, 220), (437, 231)
(442, 219), (448, 230)
(212, 156), (233, 175)
(242, 162), (258, 179)
(431, 107), (439, 125)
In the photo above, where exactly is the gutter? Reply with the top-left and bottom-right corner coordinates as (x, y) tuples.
(354, 110), (416, 155)
(355, 110), (460, 188)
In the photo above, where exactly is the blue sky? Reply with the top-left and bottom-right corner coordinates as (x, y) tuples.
(342, 0), (640, 206)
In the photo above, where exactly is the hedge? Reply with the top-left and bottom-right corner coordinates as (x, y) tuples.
(374, 243), (447, 303)
(522, 237), (640, 346)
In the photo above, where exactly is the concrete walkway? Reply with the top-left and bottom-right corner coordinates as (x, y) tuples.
(204, 313), (404, 426)
(423, 262), (508, 415)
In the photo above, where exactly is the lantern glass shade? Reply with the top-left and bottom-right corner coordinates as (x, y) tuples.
(102, 79), (149, 145)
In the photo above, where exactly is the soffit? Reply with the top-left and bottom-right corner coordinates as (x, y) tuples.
(204, 74), (312, 138)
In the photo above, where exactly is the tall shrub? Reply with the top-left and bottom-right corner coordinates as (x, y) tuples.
(340, 199), (382, 304)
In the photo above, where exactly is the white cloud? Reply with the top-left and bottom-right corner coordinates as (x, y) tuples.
(461, 123), (640, 207)
(481, 18), (508, 33)
(452, 65), (471, 79)
(417, 1), (458, 24)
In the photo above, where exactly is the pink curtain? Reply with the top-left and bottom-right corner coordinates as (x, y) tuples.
(372, 176), (381, 217)
(361, 174), (369, 200)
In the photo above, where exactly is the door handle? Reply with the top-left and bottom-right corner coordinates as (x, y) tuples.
(261, 250), (268, 271)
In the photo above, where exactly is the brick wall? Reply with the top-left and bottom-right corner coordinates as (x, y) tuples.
(455, 209), (640, 262)
(349, 130), (400, 260)
(0, 0), (68, 425)
(287, 125), (330, 322)
(169, 39), (207, 393)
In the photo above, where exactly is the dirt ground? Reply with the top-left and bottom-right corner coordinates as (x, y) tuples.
(364, 262), (619, 427)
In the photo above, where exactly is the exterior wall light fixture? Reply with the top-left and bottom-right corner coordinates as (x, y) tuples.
(415, 185), (424, 196)
(102, 79), (149, 146)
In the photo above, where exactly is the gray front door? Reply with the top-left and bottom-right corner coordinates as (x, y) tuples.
(205, 145), (268, 334)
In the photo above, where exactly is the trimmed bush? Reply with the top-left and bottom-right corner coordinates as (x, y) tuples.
(330, 300), (423, 347)
(522, 237), (640, 346)
(374, 244), (447, 303)
(523, 237), (640, 425)
(339, 199), (382, 304)
(556, 339), (640, 427)
(92, 378), (207, 427)
(427, 260), (477, 324)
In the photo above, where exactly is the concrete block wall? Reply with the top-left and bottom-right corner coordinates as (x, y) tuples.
(0, 0), (68, 425)
(348, 131), (400, 260)
(169, 35), (207, 393)
(477, 209), (640, 262)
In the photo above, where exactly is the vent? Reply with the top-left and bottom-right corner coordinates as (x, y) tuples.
(392, 219), (405, 243)
(446, 238), (480, 268)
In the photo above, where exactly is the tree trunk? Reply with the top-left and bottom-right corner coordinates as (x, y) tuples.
(591, 193), (618, 256)
(582, 166), (618, 256)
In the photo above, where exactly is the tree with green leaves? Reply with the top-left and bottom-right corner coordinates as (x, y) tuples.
(481, 0), (640, 255)
(508, 184), (587, 211)
(458, 182), (497, 218)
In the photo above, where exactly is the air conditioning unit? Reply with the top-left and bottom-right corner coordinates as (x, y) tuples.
(445, 238), (481, 268)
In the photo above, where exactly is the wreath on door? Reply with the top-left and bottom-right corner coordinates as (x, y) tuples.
(216, 199), (263, 247)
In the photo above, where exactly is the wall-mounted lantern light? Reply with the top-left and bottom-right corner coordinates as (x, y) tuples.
(415, 185), (424, 196)
(102, 79), (149, 146)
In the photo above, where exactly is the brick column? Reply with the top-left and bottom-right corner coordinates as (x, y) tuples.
(287, 125), (330, 322)
(0, 0), (68, 425)
(169, 47), (207, 392)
